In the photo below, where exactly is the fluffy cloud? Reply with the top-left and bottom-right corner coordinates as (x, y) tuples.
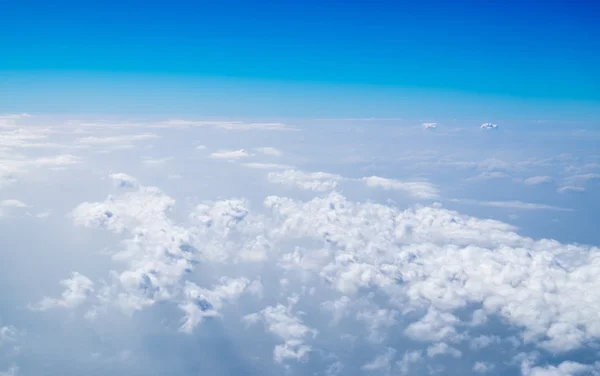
(4, 115), (599, 375)
(423, 122), (437, 129)
(480, 123), (498, 130)
(32, 272), (94, 310)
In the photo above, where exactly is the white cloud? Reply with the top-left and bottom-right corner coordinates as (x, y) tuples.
(243, 162), (294, 170)
(179, 277), (259, 333)
(0, 200), (28, 208)
(396, 350), (423, 375)
(423, 122), (437, 129)
(76, 134), (158, 145)
(209, 149), (249, 159)
(268, 170), (342, 192)
(521, 360), (599, 376)
(480, 123), (498, 130)
(254, 147), (282, 156)
(32, 272), (94, 310)
(524, 176), (553, 185)
(473, 361), (495, 373)
(450, 198), (572, 211)
(557, 186), (585, 193)
(244, 297), (318, 363)
(426, 342), (462, 358)
(362, 347), (396, 371)
(362, 176), (440, 199)
(142, 156), (174, 167)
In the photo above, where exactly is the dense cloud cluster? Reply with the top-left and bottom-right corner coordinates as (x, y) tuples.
(1, 114), (599, 375)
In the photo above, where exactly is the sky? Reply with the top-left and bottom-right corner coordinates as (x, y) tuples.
(1, 0), (600, 119)
(1, 2), (600, 376)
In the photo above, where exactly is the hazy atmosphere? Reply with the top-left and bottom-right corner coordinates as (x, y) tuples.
(1, 1), (599, 375)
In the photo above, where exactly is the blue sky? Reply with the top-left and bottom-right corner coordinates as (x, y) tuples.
(1, 0), (599, 119)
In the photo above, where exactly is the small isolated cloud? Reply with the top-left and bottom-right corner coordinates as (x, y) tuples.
(524, 176), (553, 185)
(31, 272), (94, 311)
(243, 163), (294, 170)
(362, 176), (440, 199)
(142, 156), (174, 167)
(480, 123), (498, 130)
(268, 170), (342, 192)
(209, 149), (249, 159)
(0, 200), (28, 208)
(557, 186), (586, 194)
(473, 361), (495, 373)
(195, 145), (207, 150)
(254, 147), (282, 156)
(423, 122), (437, 129)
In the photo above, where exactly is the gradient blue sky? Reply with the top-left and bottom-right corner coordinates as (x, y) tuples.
(1, 0), (599, 119)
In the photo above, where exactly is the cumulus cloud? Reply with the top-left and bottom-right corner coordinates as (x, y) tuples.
(6, 115), (600, 375)
(244, 297), (318, 363)
(32, 272), (94, 310)
(480, 123), (498, 130)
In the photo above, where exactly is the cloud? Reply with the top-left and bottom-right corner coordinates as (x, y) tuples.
(142, 156), (174, 167)
(450, 198), (572, 211)
(76, 134), (158, 146)
(0, 200), (28, 208)
(426, 342), (462, 358)
(362, 347), (396, 371)
(480, 123), (498, 130)
(362, 176), (440, 199)
(557, 186), (585, 193)
(243, 163), (294, 170)
(179, 277), (261, 333)
(244, 296), (318, 363)
(31, 272), (94, 310)
(473, 362), (495, 373)
(156, 120), (293, 131)
(109, 173), (139, 189)
(423, 122), (437, 129)
(524, 176), (553, 185)
(521, 360), (600, 376)
(396, 351), (423, 375)
(268, 170), (342, 192)
(0, 365), (19, 376)
(254, 147), (282, 156)
(209, 149), (249, 159)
